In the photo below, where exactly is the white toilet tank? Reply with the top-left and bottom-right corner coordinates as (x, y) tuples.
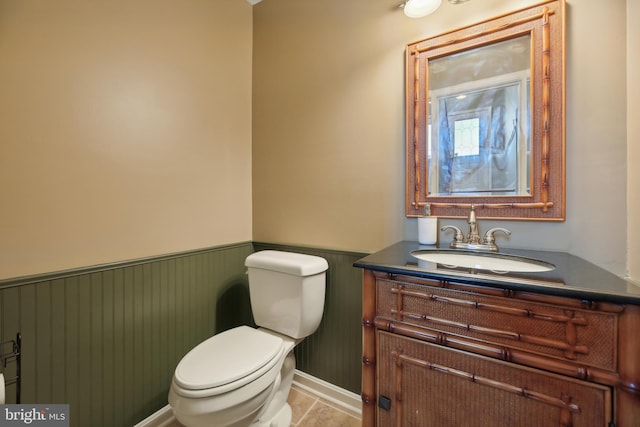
(245, 251), (328, 339)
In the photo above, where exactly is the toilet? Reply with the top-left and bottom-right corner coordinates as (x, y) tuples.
(168, 250), (329, 427)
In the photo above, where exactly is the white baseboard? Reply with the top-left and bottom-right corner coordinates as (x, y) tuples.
(292, 370), (362, 418)
(627, 276), (640, 288)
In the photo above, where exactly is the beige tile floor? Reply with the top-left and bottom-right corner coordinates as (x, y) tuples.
(288, 384), (361, 427)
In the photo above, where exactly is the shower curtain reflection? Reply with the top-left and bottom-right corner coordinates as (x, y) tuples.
(429, 80), (528, 196)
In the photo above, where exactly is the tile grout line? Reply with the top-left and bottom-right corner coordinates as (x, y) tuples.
(295, 395), (320, 426)
(315, 398), (362, 421)
(290, 383), (362, 425)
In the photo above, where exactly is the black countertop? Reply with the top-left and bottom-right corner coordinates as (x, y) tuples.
(353, 241), (640, 304)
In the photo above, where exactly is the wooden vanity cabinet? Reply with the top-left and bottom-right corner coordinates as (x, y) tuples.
(361, 269), (640, 427)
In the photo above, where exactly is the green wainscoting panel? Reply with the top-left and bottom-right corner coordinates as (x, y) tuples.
(0, 242), (254, 427)
(253, 243), (366, 395)
(0, 241), (365, 427)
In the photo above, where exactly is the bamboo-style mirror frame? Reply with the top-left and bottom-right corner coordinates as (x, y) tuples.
(406, 0), (565, 220)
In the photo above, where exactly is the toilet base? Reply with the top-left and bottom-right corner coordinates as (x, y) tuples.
(250, 348), (296, 427)
(249, 403), (292, 427)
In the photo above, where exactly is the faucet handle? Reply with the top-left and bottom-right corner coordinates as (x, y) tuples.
(482, 227), (511, 251)
(441, 225), (464, 243)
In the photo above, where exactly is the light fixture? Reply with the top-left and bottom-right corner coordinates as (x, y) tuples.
(403, 0), (442, 18)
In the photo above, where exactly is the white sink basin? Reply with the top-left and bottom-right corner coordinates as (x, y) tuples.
(411, 250), (555, 273)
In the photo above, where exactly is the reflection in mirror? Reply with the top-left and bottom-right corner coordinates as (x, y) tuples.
(428, 35), (531, 197)
(406, 0), (565, 220)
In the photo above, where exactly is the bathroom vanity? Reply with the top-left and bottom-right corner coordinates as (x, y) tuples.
(354, 241), (640, 427)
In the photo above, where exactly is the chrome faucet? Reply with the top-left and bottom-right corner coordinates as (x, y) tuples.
(441, 205), (511, 252)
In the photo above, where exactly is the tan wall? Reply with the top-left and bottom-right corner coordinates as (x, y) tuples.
(0, 0), (253, 279)
(252, 0), (630, 276)
(629, 0), (639, 282)
(1, 0), (632, 280)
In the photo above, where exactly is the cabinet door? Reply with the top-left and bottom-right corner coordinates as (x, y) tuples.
(377, 331), (612, 427)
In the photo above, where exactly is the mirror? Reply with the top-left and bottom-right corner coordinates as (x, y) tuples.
(406, 0), (565, 220)
(429, 35), (531, 197)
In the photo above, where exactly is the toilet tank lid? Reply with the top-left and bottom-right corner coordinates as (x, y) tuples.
(245, 250), (328, 276)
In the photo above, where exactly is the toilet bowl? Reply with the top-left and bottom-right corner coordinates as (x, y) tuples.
(168, 326), (295, 426)
(168, 251), (328, 427)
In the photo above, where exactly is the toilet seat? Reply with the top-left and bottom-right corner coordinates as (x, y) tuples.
(173, 326), (285, 399)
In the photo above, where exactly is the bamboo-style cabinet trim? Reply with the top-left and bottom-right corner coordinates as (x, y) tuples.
(361, 269), (640, 426)
(377, 276), (618, 371)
